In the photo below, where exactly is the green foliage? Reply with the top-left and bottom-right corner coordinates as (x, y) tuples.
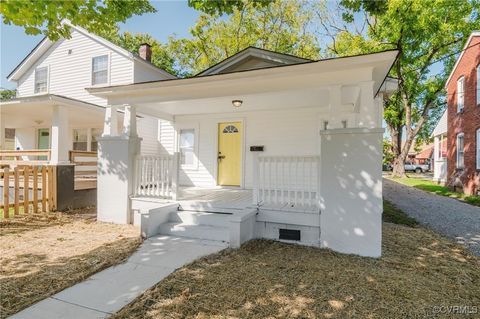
(169, 0), (322, 75)
(389, 177), (480, 207)
(383, 199), (418, 227)
(0, 0), (155, 40)
(332, 0), (479, 174)
(383, 138), (394, 164)
(0, 89), (16, 101)
(188, 0), (273, 16)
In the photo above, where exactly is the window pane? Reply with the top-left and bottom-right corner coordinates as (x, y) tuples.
(477, 129), (480, 169)
(179, 129), (195, 166)
(73, 129), (88, 151)
(457, 78), (464, 112)
(92, 55), (108, 85)
(477, 66), (480, 105)
(93, 55), (108, 72)
(35, 67), (48, 93)
(457, 134), (464, 168)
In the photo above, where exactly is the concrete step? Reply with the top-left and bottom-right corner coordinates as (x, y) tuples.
(158, 222), (230, 242)
(169, 211), (231, 227)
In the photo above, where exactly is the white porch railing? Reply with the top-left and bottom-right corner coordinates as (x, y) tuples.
(253, 155), (320, 209)
(134, 153), (179, 199)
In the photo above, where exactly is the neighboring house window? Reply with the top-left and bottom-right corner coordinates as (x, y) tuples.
(92, 55), (108, 85)
(438, 134), (447, 159)
(457, 76), (464, 113)
(179, 129), (195, 167)
(73, 128), (102, 151)
(477, 128), (480, 170)
(456, 133), (464, 169)
(34, 66), (48, 93)
(477, 65), (480, 105)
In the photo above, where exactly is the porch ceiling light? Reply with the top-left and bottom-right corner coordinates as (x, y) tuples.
(232, 99), (243, 108)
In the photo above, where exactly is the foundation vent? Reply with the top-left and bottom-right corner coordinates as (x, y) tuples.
(279, 229), (301, 241)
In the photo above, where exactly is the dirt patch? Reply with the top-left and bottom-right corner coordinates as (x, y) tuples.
(0, 210), (141, 318)
(112, 223), (480, 319)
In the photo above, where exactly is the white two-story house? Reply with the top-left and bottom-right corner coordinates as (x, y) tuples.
(0, 22), (175, 164)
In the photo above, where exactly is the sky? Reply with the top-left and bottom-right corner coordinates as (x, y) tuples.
(0, 0), (200, 89)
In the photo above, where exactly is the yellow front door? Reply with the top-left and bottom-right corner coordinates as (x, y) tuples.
(217, 122), (242, 186)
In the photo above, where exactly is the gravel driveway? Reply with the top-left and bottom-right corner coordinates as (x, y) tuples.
(383, 178), (480, 256)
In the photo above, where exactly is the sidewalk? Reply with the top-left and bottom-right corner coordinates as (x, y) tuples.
(11, 236), (227, 319)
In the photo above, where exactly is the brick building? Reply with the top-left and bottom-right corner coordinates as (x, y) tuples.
(446, 31), (480, 195)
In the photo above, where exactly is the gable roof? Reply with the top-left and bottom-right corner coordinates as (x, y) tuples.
(432, 109), (448, 137)
(7, 21), (176, 81)
(445, 31), (480, 87)
(196, 46), (312, 76)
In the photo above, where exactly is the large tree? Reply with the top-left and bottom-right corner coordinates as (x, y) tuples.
(0, 0), (155, 40)
(324, 0), (479, 177)
(168, 0), (322, 76)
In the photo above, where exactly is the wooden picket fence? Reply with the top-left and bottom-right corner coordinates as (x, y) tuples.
(0, 165), (57, 218)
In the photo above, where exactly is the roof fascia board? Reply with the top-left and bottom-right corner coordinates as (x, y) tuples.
(7, 37), (52, 81)
(88, 50), (398, 97)
(198, 47), (310, 76)
(445, 31), (480, 87)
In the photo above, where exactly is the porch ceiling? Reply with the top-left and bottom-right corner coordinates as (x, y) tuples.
(88, 50), (399, 119)
(0, 94), (109, 128)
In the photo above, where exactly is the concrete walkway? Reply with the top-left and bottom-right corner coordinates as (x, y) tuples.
(11, 236), (227, 319)
(384, 178), (480, 256)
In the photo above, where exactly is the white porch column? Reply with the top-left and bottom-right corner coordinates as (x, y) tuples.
(122, 104), (137, 137)
(0, 110), (5, 149)
(102, 105), (119, 136)
(50, 105), (70, 164)
(97, 104), (141, 224)
(319, 128), (384, 257)
(86, 128), (92, 152)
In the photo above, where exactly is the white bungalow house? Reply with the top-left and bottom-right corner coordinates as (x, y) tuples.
(1, 23), (398, 257)
(432, 110), (448, 184)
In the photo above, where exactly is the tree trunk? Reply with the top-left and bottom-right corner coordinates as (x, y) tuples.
(389, 124), (408, 178)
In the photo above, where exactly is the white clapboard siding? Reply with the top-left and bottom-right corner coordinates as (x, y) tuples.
(255, 155), (320, 209)
(137, 116), (160, 155)
(16, 28), (170, 106)
(174, 108), (320, 188)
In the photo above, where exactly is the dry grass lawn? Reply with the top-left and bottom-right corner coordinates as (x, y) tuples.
(113, 223), (480, 319)
(0, 208), (141, 318)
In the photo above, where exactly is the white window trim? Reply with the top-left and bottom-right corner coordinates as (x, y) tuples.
(457, 76), (465, 113)
(477, 65), (480, 106)
(456, 132), (465, 169)
(176, 124), (199, 170)
(477, 128), (480, 170)
(34, 65), (49, 95)
(90, 54), (110, 86)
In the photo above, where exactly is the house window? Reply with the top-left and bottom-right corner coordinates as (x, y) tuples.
(477, 129), (480, 170)
(73, 128), (102, 151)
(456, 133), (464, 169)
(34, 66), (48, 93)
(477, 65), (480, 105)
(222, 125), (238, 133)
(457, 76), (464, 113)
(92, 55), (108, 85)
(73, 129), (88, 151)
(179, 129), (195, 166)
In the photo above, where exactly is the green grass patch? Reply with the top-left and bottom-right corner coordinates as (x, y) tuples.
(387, 176), (480, 207)
(383, 199), (418, 227)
